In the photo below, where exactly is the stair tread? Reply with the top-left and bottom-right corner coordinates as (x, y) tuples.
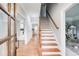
(40, 29), (52, 31)
(42, 39), (56, 41)
(41, 27), (51, 29)
(42, 35), (54, 37)
(42, 43), (58, 46)
(42, 46), (58, 48)
(41, 30), (52, 31)
(42, 37), (55, 39)
(41, 30), (53, 32)
(41, 32), (53, 34)
(43, 54), (61, 56)
(42, 41), (57, 43)
(41, 34), (54, 35)
(42, 48), (61, 52)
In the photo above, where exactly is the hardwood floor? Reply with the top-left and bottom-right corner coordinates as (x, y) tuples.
(16, 38), (39, 56)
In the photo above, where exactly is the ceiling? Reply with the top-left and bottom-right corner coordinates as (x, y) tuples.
(66, 4), (79, 17)
(66, 4), (79, 23)
(16, 3), (41, 21)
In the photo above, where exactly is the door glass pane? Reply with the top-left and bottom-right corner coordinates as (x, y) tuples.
(11, 3), (14, 17)
(11, 19), (14, 35)
(0, 10), (8, 38)
(0, 10), (8, 56)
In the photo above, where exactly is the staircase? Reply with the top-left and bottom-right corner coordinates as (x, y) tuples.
(39, 18), (61, 56)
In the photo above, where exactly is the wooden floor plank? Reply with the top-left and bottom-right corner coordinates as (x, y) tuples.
(16, 36), (39, 56)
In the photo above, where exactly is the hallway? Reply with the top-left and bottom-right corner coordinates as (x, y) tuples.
(0, 3), (63, 56)
(0, 3), (74, 56)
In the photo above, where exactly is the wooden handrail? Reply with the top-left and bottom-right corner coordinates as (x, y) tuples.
(0, 34), (15, 45)
(0, 4), (15, 21)
(46, 10), (59, 29)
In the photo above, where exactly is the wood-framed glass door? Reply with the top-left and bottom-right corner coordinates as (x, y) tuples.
(0, 3), (17, 56)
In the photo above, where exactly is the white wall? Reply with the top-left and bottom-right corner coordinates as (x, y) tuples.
(24, 16), (32, 44)
(41, 4), (46, 17)
(24, 16), (40, 44)
(47, 3), (73, 55)
(16, 3), (41, 44)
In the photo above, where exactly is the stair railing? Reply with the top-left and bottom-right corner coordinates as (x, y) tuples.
(46, 10), (59, 29)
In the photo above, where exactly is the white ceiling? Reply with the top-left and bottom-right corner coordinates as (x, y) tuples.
(66, 4), (79, 22)
(16, 3), (41, 21)
(66, 4), (79, 17)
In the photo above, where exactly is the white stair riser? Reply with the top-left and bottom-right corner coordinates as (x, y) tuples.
(42, 41), (57, 43)
(41, 33), (54, 35)
(42, 37), (55, 39)
(42, 46), (58, 48)
(42, 34), (53, 36)
(41, 31), (53, 33)
(41, 29), (52, 31)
